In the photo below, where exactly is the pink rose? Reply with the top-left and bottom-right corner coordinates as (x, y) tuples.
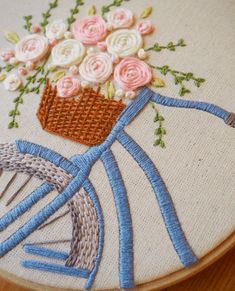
(18, 67), (28, 76)
(1, 49), (15, 62)
(79, 52), (113, 84)
(97, 41), (107, 52)
(136, 20), (154, 35)
(107, 8), (134, 29)
(72, 16), (107, 45)
(15, 34), (49, 63)
(31, 24), (41, 34)
(57, 76), (80, 98)
(114, 57), (152, 91)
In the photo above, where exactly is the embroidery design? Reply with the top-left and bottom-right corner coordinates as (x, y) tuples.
(37, 80), (125, 146)
(0, 1), (234, 291)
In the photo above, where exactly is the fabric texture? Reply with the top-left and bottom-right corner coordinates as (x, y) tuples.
(0, 0), (234, 290)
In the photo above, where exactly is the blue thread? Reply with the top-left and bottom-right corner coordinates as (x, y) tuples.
(22, 260), (90, 278)
(117, 130), (198, 267)
(82, 179), (104, 290)
(1, 87), (231, 285)
(150, 92), (230, 122)
(23, 244), (69, 261)
(0, 183), (53, 232)
(101, 150), (134, 289)
(0, 170), (88, 258)
(16, 140), (79, 177)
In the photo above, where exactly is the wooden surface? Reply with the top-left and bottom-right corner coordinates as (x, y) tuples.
(0, 246), (234, 291)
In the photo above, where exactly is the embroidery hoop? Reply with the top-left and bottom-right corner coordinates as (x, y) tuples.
(0, 0), (234, 290)
(0, 231), (234, 290)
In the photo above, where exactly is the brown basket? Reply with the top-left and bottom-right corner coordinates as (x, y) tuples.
(37, 80), (125, 146)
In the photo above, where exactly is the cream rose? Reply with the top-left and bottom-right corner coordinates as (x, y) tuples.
(4, 74), (22, 91)
(51, 39), (86, 68)
(107, 8), (134, 29)
(57, 76), (80, 98)
(72, 15), (107, 45)
(46, 19), (68, 40)
(114, 57), (152, 91)
(106, 29), (143, 58)
(79, 52), (113, 84)
(15, 34), (49, 63)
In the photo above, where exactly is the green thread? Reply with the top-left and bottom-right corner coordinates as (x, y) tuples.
(101, 0), (124, 19)
(8, 58), (49, 129)
(23, 15), (33, 33)
(40, 0), (58, 33)
(0, 63), (16, 73)
(146, 39), (186, 52)
(150, 64), (205, 96)
(67, 0), (84, 29)
(150, 101), (166, 148)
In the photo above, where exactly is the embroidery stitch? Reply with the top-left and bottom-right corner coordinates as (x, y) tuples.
(0, 87), (234, 289)
(101, 149), (134, 289)
(37, 80), (125, 146)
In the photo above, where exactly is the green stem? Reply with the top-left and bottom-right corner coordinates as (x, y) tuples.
(150, 101), (166, 148)
(101, 0), (124, 19)
(146, 39), (186, 52)
(0, 63), (16, 73)
(23, 15), (32, 33)
(67, 0), (84, 29)
(8, 58), (49, 129)
(40, 0), (58, 33)
(150, 64), (205, 96)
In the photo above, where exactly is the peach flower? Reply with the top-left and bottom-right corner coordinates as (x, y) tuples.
(31, 24), (41, 34)
(79, 52), (113, 84)
(97, 41), (107, 52)
(15, 34), (49, 63)
(107, 8), (134, 29)
(1, 49), (14, 62)
(18, 67), (28, 76)
(136, 20), (154, 35)
(57, 76), (80, 98)
(114, 57), (152, 91)
(72, 16), (107, 45)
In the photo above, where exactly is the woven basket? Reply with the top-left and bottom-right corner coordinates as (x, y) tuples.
(37, 80), (125, 146)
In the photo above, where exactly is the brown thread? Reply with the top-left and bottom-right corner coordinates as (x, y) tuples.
(27, 239), (71, 246)
(0, 143), (72, 191)
(37, 80), (126, 146)
(226, 112), (235, 127)
(0, 172), (17, 200)
(6, 176), (32, 206)
(66, 189), (99, 271)
(38, 209), (70, 230)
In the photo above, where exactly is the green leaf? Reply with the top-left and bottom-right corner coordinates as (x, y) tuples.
(4, 31), (20, 44)
(151, 77), (165, 88)
(50, 70), (65, 82)
(154, 139), (161, 146)
(88, 5), (96, 15)
(140, 6), (152, 18)
(0, 74), (6, 81)
(160, 140), (166, 148)
(104, 81), (115, 99)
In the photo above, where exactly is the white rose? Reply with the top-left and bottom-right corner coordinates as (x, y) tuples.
(46, 19), (68, 40)
(4, 74), (22, 91)
(51, 39), (86, 68)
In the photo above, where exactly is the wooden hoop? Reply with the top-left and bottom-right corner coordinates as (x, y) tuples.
(0, 230), (234, 291)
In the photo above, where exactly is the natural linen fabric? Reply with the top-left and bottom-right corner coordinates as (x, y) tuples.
(0, 0), (235, 289)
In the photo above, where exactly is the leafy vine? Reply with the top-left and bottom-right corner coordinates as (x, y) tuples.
(146, 39), (186, 52)
(150, 102), (166, 148)
(67, 0), (84, 29)
(23, 15), (33, 33)
(101, 0), (124, 19)
(150, 64), (205, 96)
(40, 0), (58, 33)
(8, 58), (49, 129)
